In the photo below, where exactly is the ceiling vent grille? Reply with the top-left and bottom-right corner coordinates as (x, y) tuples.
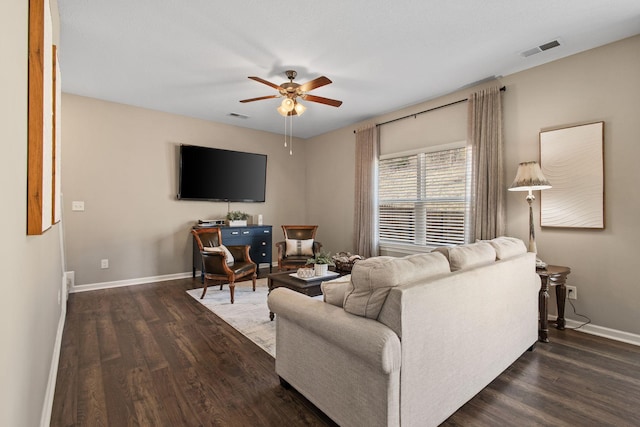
(521, 39), (561, 58)
(229, 112), (249, 119)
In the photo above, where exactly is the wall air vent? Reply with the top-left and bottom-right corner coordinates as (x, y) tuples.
(229, 112), (249, 119)
(521, 39), (561, 58)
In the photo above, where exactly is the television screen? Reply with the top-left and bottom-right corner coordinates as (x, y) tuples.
(178, 145), (267, 202)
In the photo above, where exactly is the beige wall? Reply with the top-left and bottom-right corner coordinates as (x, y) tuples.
(62, 95), (310, 285)
(62, 35), (640, 336)
(1, 0), (65, 425)
(306, 35), (640, 336)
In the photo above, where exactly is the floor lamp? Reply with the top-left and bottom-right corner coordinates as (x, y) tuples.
(508, 161), (552, 268)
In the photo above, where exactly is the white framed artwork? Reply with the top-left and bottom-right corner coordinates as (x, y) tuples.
(540, 121), (604, 229)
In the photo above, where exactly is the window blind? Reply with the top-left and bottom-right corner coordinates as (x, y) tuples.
(379, 146), (469, 247)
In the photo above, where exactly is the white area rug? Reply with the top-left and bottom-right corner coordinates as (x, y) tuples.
(187, 279), (277, 357)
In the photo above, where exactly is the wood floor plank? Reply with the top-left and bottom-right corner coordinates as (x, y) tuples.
(51, 274), (640, 426)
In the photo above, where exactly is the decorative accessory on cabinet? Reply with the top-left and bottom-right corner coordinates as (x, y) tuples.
(508, 161), (552, 268)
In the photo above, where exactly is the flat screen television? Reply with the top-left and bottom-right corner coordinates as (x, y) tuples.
(177, 144), (267, 202)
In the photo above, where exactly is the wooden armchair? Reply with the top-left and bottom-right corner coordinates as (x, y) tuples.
(276, 225), (323, 271)
(191, 227), (257, 303)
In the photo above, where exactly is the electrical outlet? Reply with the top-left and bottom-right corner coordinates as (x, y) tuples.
(567, 285), (577, 300)
(101, 259), (109, 269)
(65, 271), (75, 288)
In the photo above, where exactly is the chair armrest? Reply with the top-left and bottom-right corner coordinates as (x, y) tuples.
(275, 241), (286, 260)
(268, 288), (401, 374)
(227, 245), (253, 263)
(312, 241), (323, 254)
(201, 251), (228, 274)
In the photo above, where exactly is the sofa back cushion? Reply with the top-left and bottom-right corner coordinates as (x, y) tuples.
(434, 241), (496, 271)
(343, 252), (450, 319)
(487, 236), (527, 260)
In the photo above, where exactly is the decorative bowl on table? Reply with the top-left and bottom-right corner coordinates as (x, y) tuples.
(296, 267), (315, 278)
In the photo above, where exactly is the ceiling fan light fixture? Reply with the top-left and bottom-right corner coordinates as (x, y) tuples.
(277, 105), (289, 117)
(294, 101), (306, 116)
(281, 98), (295, 112)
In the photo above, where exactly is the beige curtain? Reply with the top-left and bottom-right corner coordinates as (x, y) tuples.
(467, 86), (505, 241)
(354, 125), (379, 257)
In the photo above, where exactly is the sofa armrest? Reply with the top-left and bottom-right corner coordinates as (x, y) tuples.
(268, 288), (401, 374)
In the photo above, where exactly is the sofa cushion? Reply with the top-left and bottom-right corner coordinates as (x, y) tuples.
(435, 242), (496, 271)
(321, 274), (352, 307)
(343, 252), (450, 319)
(285, 238), (314, 256)
(488, 236), (527, 260)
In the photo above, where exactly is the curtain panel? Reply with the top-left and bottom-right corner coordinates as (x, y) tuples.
(467, 86), (505, 241)
(354, 125), (379, 258)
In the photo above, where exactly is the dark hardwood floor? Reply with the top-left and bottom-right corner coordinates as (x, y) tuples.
(51, 273), (640, 426)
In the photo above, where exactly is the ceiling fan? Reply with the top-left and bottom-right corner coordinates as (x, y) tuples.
(239, 70), (342, 116)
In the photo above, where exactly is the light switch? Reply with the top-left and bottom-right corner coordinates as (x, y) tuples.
(71, 201), (85, 211)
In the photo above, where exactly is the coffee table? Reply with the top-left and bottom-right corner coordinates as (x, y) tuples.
(267, 269), (346, 320)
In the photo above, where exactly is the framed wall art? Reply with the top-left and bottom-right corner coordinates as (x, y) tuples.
(539, 121), (604, 229)
(27, 0), (59, 234)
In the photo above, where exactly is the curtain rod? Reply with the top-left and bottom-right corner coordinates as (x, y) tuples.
(353, 86), (506, 133)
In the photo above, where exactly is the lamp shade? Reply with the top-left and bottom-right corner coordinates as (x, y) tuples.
(277, 105), (289, 116)
(508, 161), (552, 191)
(294, 101), (306, 116)
(281, 98), (295, 112)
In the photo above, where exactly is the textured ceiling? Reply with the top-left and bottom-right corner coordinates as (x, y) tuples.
(58, 0), (640, 139)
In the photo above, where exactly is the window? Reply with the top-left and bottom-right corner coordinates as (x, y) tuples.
(378, 143), (470, 249)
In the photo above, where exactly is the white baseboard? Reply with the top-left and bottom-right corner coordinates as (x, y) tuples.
(40, 275), (67, 426)
(70, 262), (277, 294)
(70, 271), (194, 293)
(549, 315), (640, 347)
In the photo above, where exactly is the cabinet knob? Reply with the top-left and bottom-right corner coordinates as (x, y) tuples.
(261, 242), (266, 245)
(262, 253), (266, 256)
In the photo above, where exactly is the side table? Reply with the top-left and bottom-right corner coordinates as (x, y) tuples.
(537, 265), (571, 343)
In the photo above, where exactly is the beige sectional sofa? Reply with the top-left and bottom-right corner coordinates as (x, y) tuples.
(267, 237), (539, 427)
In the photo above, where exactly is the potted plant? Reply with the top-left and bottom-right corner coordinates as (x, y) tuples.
(306, 250), (335, 276)
(226, 210), (250, 227)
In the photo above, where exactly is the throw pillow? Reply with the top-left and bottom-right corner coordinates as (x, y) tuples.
(203, 245), (234, 265)
(285, 239), (314, 257)
(343, 252), (450, 319)
(321, 275), (351, 307)
(444, 241), (496, 271)
(488, 236), (527, 260)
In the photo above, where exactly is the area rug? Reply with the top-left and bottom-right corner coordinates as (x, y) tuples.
(186, 279), (278, 357)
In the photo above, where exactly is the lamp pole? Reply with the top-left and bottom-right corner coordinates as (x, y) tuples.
(526, 189), (537, 254)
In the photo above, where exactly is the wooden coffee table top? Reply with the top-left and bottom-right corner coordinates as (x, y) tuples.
(267, 270), (349, 321)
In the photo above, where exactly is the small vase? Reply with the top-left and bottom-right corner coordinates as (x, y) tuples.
(314, 263), (328, 276)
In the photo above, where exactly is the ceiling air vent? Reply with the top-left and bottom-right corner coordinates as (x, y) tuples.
(229, 112), (249, 119)
(521, 39), (561, 58)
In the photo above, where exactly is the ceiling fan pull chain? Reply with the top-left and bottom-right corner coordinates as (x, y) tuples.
(289, 114), (293, 155)
(283, 114), (288, 147)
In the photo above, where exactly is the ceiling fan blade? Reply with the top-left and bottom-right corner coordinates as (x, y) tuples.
(304, 94), (343, 107)
(248, 76), (283, 90)
(239, 95), (279, 103)
(298, 76), (332, 92)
